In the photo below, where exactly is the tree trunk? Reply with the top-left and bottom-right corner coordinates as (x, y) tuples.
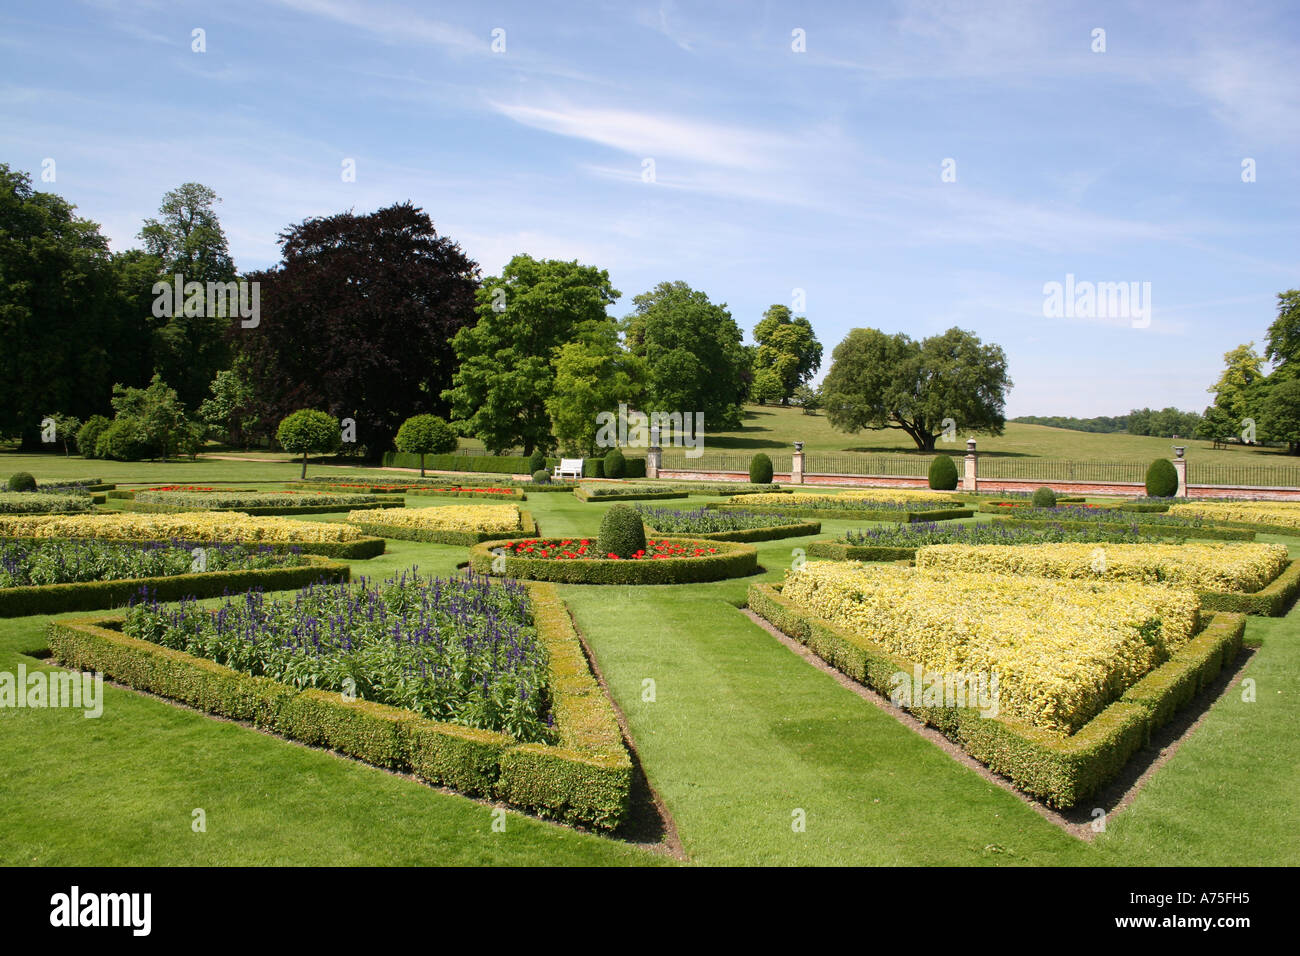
(300, 450), (308, 479)
(420, 453), (426, 477)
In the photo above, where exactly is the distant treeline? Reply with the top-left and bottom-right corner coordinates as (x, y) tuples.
(1013, 407), (1202, 438)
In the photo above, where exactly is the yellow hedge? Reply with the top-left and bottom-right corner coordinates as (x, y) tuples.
(915, 541), (1289, 593)
(780, 561), (1198, 735)
(731, 489), (960, 507)
(0, 511), (364, 543)
(1169, 500), (1300, 530)
(345, 504), (522, 534)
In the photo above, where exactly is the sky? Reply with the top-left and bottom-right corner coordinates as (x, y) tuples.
(2, 0), (1297, 417)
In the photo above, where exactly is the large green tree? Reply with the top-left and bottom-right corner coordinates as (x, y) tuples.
(623, 281), (749, 430)
(0, 164), (152, 446)
(244, 203), (480, 457)
(546, 323), (645, 456)
(1208, 343), (1265, 425)
(444, 255), (620, 455)
(140, 183), (239, 408)
(752, 304), (822, 404)
(821, 327), (1011, 451)
(1263, 290), (1300, 369)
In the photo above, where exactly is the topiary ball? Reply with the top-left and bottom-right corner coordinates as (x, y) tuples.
(528, 449), (546, 474)
(1145, 458), (1179, 498)
(532, 469), (551, 484)
(7, 472), (36, 492)
(928, 455), (958, 490)
(603, 446), (626, 479)
(597, 504), (646, 559)
(749, 453), (774, 484)
(1031, 486), (1057, 508)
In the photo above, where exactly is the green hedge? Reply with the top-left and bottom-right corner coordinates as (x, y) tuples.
(989, 516), (1256, 541)
(645, 520), (821, 542)
(1198, 559), (1300, 616)
(0, 534), (386, 560)
(469, 537), (758, 584)
(805, 540), (918, 562)
(0, 555), (349, 618)
(709, 503), (974, 523)
(573, 487), (689, 502)
(45, 579), (630, 830)
(113, 500), (405, 516)
(1118, 502), (1172, 513)
(348, 511), (538, 545)
(381, 451), (646, 480)
(406, 488), (524, 501)
(746, 581), (1246, 809)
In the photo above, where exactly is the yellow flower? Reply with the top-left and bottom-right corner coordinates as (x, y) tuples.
(0, 511), (364, 542)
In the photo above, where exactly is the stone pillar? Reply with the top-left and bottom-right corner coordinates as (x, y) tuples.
(646, 445), (661, 479)
(792, 441), (805, 484)
(963, 439), (977, 492)
(1172, 446), (1187, 498)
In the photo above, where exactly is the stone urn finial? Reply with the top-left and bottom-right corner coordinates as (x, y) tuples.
(793, 441), (804, 452)
(1173, 445), (1186, 459)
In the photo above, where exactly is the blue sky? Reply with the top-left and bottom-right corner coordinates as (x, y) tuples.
(3, 0), (1297, 417)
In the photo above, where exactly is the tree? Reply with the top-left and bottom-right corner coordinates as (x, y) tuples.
(1195, 404), (1237, 443)
(1260, 377), (1300, 454)
(244, 203), (479, 457)
(109, 374), (190, 461)
(749, 368), (784, 405)
(792, 384), (822, 415)
(0, 164), (153, 445)
(42, 413), (82, 456)
(1208, 343), (1265, 425)
(197, 358), (259, 448)
(821, 327), (1011, 451)
(276, 409), (340, 478)
(545, 323), (645, 456)
(752, 305), (822, 404)
(444, 254), (620, 455)
(394, 414), (458, 476)
(139, 183), (239, 409)
(623, 281), (749, 431)
(1264, 290), (1300, 369)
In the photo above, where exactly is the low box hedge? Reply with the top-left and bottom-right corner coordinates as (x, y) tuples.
(0, 554), (350, 618)
(644, 520), (820, 543)
(989, 516), (1257, 541)
(406, 488), (524, 501)
(114, 499), (405, 517)
(709, 503), (974, 523)
(573, 487), (689, 502)
(45, 579), (631, 830)
(348, 511), (538, 546)
(1197, 558), (1300, 616)
(805, 540), (918, 561)
(381, 451), (646, 480)
(746, 581), (1245, 809)
(468, 536), (758, 584)
(0, 534), (386, 561)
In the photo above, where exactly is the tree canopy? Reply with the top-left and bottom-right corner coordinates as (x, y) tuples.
(752, 304), (822, 404)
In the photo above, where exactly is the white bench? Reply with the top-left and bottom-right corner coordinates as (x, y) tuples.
(553, 458), (584, 480)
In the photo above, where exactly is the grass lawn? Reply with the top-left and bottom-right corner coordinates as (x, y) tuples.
(0, 453), (1296, 865)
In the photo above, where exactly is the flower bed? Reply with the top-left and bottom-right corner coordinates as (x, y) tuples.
(469, 535), (758, 584)
(749, 577), (1244, 808)
(48, 577), (631, 829)
(0, 540), (344, 617)
(806, 521), (1159, 562)
(633, 504), (820, 541)
(779, 561), (1199, 736)
(573, 486), (688, 502)
(346, 504), (536, 545)
(710, 494), (973, 523)
(118, 489), (401, 515)
(406, 486), (524, 500)
(0, 511), (386, 559)
(979, 500), (1110, 513)
(0, 492), (93, 515)
(990, 514), (1256, 541)
(1168, 500), (1300, 533)
(915, 542), (1290, 594)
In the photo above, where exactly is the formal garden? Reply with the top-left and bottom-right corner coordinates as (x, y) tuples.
(2, 447), (1298, 867)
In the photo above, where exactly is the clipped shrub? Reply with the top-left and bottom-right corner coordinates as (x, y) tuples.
(928, 455), (958, 490)
(597, 504), (646, 558)
(76, 416), (111, 458)
(1032, 486), (1057, 508)
(603, 446), (626, 479)
(749, 452), (774, 484)
(532, 469), (551, 484)
(1145, 458), (1179, 498)
(277, 409), (341, 479)
(7, 473), (36, 492)
(393, 414), (458, 477)
(528, 449), (546, 474)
